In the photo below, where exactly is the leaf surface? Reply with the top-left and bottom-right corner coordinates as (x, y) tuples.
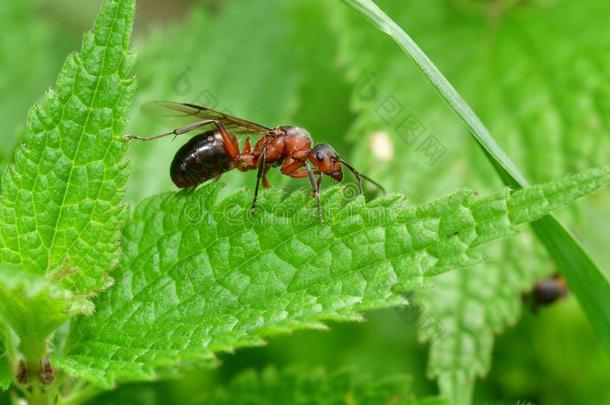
(55, 168), (609, 388)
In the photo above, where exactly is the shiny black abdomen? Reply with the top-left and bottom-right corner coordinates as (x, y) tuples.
(170, 130), (232, 188)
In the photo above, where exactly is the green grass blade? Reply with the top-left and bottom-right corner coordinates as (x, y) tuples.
(340, 0), (610, 352)
(531, 217), (610, 347)
(339, 0), (525, 187)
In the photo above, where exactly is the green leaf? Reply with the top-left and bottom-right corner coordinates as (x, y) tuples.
(417, 236), (549, 404)
(55, 168), (609, 388)
(0, 0), (136, 296)
(197, 366), (414, 404)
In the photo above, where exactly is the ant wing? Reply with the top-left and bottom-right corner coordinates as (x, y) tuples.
(141, 101), (272, 136)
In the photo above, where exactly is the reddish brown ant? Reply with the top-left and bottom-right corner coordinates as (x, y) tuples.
(125, 101), (385, 222)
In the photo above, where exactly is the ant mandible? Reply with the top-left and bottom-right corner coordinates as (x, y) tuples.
(125, 101), (385, 223)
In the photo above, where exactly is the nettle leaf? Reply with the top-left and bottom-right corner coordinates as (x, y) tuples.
(54, 168), (609, 388)
(0, 0), (136, 296)
(197, 366), (416, 404)
(416, 236), (549, 404)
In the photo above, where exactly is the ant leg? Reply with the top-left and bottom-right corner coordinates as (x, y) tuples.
(237, 138), (257, 173)
(262, 173), (271, 189)
(282, 161), (320, 179)
(251, 146), (267, 214)
(211, 121), (240, 160)
(124, 119), (217, 142)
(280, 157), (305, 175)
(243, 138), (252, 154)
(304, 162), (323, 224)
(355, 173), (363, 195)
(283, 161), (324, 222)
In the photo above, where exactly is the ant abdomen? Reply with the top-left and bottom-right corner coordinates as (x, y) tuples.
(170, 130), (232, 188)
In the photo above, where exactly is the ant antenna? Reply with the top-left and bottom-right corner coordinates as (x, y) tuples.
(339, 160), (386, 195)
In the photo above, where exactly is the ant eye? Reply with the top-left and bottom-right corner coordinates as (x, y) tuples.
(316, 151), (325, 161)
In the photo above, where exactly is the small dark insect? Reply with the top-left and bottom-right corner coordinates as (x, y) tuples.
(125, 101), (385, 223)
(525, 274), (569, 311)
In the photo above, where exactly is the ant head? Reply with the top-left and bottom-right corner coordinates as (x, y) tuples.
(309, 143), (343, 181)
(309, 143), (387, 196)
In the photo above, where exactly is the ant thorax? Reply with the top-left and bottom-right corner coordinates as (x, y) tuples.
(281, 126), (314, 157)
(279, 125), (311, 139)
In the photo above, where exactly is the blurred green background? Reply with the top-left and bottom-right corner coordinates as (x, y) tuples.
(1, 0), (609, 403)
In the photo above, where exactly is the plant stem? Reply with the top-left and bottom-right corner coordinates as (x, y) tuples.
(15, 335), (58, 405)
(26, 386), (53, 405)
(20, 336), (47, 379)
